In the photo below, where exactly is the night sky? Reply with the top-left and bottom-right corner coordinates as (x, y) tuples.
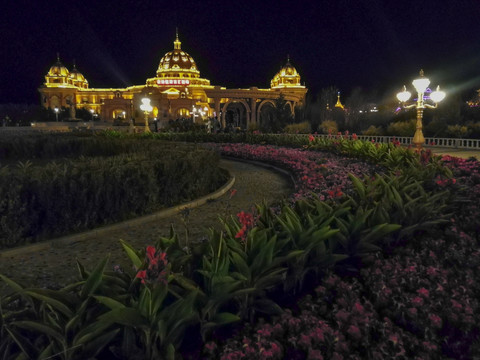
(1, 0), (479, 105)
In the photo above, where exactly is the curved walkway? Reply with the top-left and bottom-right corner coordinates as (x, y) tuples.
(0, 159), (292, 290)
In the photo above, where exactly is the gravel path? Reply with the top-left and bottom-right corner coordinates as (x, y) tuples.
(0, 159), (292, 291)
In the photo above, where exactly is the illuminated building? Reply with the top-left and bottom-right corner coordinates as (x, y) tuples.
(38, 32), (307, 129)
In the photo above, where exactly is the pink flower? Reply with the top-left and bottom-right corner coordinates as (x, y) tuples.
(353, 302), (365, 314)
(417, 287), (429, 298)
(429, 314), (443, 329)
(411, 296), (424, 307)
(451, 299), (462, 310)
(335, 310), (349, 323)
(308, 349), (324, 359)
(347, 325), (362, 341)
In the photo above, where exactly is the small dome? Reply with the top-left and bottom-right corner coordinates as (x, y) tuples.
(69, 64), (87, 83)
(47, 54), (70, 77)
(271, 57), (302, 88)
(156, 33), (199, 76)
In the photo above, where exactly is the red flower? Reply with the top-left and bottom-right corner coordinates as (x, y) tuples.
(235, 227), (245, 239)
(229, 188), (237, 198)
(136, 270), (147, 284)
(309, 134), (315, 142)
(352, 133), (358, 140)
(146, 246), (157, 265)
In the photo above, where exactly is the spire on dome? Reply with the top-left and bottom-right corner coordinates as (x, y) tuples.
(335, 91), (344, 109)
(174, 28), (181, 50)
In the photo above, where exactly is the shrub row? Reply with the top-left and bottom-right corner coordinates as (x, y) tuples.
(0, 140), (228, 248)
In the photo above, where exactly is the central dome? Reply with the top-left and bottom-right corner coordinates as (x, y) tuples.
(156, 34), (199, 76)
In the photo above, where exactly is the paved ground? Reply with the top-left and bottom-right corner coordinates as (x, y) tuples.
(0, 159), (292, 291)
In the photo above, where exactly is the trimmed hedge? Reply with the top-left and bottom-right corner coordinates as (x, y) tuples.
(0, 136), (228, 248)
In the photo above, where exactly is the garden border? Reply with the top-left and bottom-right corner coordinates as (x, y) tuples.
(0, 169), (235, 257)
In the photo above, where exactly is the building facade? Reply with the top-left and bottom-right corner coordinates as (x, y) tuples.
(38, 33), (307, 130)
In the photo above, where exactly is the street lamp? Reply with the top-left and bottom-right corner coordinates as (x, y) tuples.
(90, 109), (94, 121)
(396, 69), (446, 150)
(54, 107), (59, 122)
(140, 97), (153, 133)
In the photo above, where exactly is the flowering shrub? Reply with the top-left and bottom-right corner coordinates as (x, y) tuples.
(210, 143), (381, 202)
(205, 272), (441, 359)
(135, 245), (168, 285)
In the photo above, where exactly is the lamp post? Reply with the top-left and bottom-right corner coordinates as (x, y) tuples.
(140, 97), (153, 133)
(192, 106), (197, 123)
(54, 107), (59, 122)
(396, 69), (446, 150)
(90, 109), (94, 122)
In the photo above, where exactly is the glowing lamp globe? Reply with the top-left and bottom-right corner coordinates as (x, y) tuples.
(412, 70), (430, 93)
(396, 86), (411, 103)
(430, 85), (446, 103)
(140, 98), (153, 112)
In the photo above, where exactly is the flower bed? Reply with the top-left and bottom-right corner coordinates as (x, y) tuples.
(2, 134), (479, 360)
(207, 143), (382, 202)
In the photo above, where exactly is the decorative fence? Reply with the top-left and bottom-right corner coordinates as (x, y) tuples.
(2, 125), (480, 149)
(313, 134), (480, 150)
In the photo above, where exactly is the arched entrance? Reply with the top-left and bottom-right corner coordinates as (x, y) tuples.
(222, 101), (249, 130)
(257, 100), (276, 131)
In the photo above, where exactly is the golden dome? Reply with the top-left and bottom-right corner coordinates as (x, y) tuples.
(156, 33), (199, 76)
(69, 63), (89, 88)
(47, 54), (70, 77)
(271, 56), (302, 88)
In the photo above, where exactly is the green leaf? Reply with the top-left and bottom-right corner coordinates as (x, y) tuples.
(120, 239), (143, 269)
(361, 223), (401, 244)
(230, 251), (250, 279)
(82, 328), (120, 358)
(97, 307), (149, 328)
(4, 326), (35, 359)
(80, 255), (109, 299)
(24, 290), (74, 318)
(13, 321), (65, 345)
(212, 312), (241, 325)
(166, 343), (176, 360)
(0, 275), (25, 294)
(93, 296), (126, 310)
(349, 173), (366, 199)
